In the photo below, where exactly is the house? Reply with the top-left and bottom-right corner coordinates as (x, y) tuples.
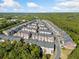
(39, 27), (48, 30)
(31, 33), (54, 43)
(14, 31), (29, 39)
(27, 25), (37, 29)
(38, 30), (53, 35)
(24, 39), (54, 54)
(22, 27), (37, 33)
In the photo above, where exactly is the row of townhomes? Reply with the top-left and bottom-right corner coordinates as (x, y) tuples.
(2, 19), (76, 54)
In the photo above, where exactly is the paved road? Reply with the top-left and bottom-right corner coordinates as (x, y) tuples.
(0, 34), (21, 40)
(54, 36), (61, 59)
(43, 20), (61, 59)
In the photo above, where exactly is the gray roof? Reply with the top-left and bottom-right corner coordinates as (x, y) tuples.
(25, 39), (54, 48)
(19, 30), (53, 37)
(23, 26), (37, 30)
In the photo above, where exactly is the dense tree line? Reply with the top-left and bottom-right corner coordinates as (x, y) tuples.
(0, 14), (35, 33)
(0, 40), (42, 59)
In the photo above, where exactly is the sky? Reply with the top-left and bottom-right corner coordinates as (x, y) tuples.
(0, 0), (79, 12)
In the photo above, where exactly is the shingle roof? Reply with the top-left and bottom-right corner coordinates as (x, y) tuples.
(25, 39), (54, 48)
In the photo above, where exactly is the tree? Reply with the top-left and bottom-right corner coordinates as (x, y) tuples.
(0, 40), (41, 59)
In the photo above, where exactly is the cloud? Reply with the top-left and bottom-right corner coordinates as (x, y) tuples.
(27, 2), (41, 8)
(0, 0), (21, 10)
(58, 1), (79, 8)
(40, 10), (48, 12)
(52, 0), (79, 12)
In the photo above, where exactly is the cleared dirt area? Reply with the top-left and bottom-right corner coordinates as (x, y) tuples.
(60, 48), (74, 59)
